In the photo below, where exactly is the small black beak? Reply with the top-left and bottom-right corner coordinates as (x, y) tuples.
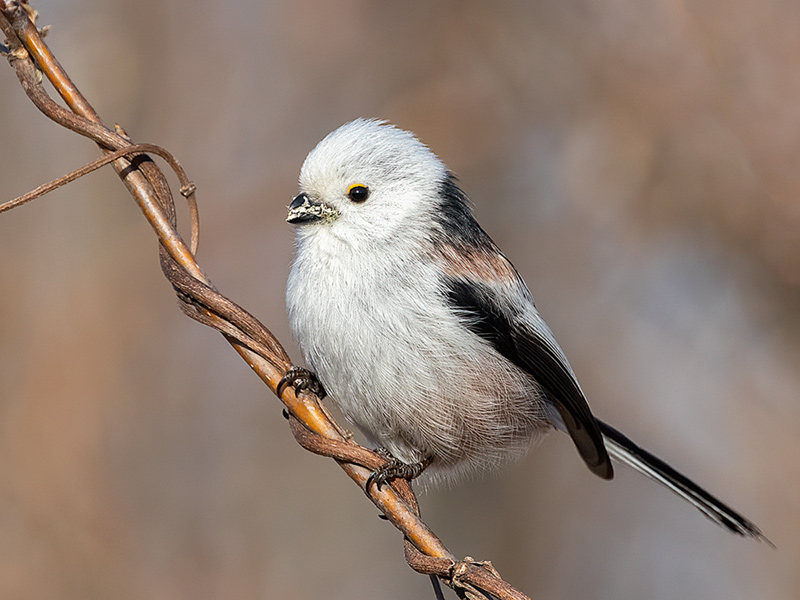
(286, 193), (321, 224)
(289, 193), (309, 211)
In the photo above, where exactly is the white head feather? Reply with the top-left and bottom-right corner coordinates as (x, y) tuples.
(296, 119), (448, 249)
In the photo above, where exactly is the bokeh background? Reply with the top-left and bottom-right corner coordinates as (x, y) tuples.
(1, 1), (798, 598)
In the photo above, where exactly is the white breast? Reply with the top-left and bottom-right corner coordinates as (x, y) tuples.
(286, 229), (550, 485)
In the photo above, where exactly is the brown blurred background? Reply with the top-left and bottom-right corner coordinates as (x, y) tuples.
(1, 1), (798, 598)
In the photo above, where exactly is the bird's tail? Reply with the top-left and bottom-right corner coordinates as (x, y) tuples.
(598, 420), (769, 543)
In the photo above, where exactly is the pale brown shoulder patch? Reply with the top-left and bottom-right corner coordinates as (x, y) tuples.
(435, 242), (518, 284)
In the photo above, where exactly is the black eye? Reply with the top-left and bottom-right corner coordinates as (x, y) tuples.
(347, 184), (369, 203)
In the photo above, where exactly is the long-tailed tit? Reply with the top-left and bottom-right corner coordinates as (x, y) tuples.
(284, 118), (764, 540)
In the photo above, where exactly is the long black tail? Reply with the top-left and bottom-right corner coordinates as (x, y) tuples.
(598, 420), (769, 542)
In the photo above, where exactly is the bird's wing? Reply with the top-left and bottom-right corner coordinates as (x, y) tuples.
(443, 275), (613, 479)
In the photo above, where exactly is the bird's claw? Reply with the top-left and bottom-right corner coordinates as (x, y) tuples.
(366, 451), (431, 492)
(277, 366), (326, 398)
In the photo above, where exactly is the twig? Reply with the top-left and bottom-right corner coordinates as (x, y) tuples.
(0, 3), (530, 598)
(0, 142), (200, 254)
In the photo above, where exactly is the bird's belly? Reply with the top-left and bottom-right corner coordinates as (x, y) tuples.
(287, 255), (550, 484)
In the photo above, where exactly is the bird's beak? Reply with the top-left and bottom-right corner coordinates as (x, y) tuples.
(286, 193), (339, 224)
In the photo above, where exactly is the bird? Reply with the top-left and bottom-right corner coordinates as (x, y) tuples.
(283, 118), (765, 540)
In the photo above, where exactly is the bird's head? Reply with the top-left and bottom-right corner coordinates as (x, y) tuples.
(287, 119), (447, 248)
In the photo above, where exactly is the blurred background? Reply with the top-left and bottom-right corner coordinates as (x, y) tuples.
(1, 1), (798, 598)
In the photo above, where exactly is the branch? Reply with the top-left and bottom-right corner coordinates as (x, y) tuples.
(0, 3), (529, 598)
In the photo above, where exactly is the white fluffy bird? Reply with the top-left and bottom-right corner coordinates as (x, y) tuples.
(284, 118), (764, 540)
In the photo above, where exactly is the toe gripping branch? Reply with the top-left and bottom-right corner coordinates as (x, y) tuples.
(277, 366), (326, 399)
(366, 451), (432, 492)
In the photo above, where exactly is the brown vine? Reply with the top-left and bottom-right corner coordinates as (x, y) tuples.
(0, 3), (530, 598)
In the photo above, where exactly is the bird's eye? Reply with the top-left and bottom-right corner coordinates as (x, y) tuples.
(347, 184), (369, 203)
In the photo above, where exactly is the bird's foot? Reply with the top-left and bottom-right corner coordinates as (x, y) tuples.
(367, 449), (431, 491)
(277, 366), (326, 398)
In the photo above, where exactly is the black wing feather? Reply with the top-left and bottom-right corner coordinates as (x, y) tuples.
(513, 325), (613, 478)
(445, 278), (613, 479)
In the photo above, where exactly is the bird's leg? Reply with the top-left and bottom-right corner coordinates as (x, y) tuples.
(367, 447), (432, 491)
(277, 366), (326, 398)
